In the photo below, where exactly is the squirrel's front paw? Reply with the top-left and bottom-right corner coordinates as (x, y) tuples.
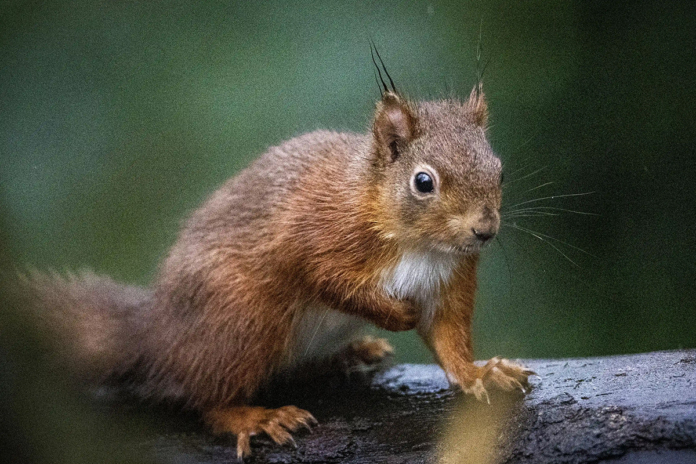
(448, 357), (536, 403)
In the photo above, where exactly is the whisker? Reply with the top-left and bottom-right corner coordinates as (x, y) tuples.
(504, 214), (559, 220)
(501, 212), (558, 220)
(506, 223), (597, 258)
(507, 191), (595, 209)
(505, 163), (532, 179)
(503, 211), (559, 218)
(502, 225), (625, 304)
(304, 307), (330, 357)
(503, 166), (547, 186)
(514, 132), (540, 151)
(522, 181), (554, 194)
(494, 236), (513, 298)
(504, 223), (580, 267)
(504, 206), (598, 216)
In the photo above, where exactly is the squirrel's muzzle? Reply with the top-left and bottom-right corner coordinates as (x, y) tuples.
(470, 207), (500, 243)
(446, 207), (500, 252)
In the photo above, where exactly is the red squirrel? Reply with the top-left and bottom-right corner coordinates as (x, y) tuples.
(19, 68), (533, 459)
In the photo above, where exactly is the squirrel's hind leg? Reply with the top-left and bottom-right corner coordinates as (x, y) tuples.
(204, 405), (316, 459)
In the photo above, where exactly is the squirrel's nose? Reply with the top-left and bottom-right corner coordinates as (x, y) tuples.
(472, 228), (496, 243)
(470, 207), (500, 243)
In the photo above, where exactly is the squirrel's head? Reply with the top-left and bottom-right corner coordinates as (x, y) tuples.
(370, 88), (502, 255)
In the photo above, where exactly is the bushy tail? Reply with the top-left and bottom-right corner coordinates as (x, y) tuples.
(11, 271), (152, 384)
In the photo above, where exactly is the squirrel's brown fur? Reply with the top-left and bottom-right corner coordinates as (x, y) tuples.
(18, 89), (532, 458)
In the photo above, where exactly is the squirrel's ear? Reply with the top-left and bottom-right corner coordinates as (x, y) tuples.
(372, 92), (417, 162)
(466, 84), (488, 127)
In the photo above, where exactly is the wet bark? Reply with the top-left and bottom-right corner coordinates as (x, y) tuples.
(133, 350), (696, 464)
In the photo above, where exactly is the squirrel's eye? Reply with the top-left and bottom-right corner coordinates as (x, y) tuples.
(414, 172), (434, 193)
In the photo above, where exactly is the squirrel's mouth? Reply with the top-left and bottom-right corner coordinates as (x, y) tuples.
(453, 245), (475, 254)
(430, 232), (496, 255)
(451, 237), (495, 255)
(453, 244), (481, 255)
(433, 241), (486, 256)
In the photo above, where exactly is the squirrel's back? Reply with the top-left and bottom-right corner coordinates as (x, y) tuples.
(186, 130), (367, 234)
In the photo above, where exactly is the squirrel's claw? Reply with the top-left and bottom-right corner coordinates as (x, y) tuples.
(205, 405), (316, 460)
(236, 431), (251, 460)
(452, 357), (535, 402)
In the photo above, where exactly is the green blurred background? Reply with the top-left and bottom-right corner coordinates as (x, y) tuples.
(2, 0), (695, 366)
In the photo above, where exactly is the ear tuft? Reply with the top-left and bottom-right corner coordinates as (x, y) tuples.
(372, 92), (417, 163)
(466, 84), (488, 127)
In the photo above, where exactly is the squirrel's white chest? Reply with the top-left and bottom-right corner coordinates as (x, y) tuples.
(381, 250), (458, 328)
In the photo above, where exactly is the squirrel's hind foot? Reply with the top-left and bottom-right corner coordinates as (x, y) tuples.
(204, 405), (316, 459)
(344, 335), (394, 365)
(334, 335), (394, 378)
